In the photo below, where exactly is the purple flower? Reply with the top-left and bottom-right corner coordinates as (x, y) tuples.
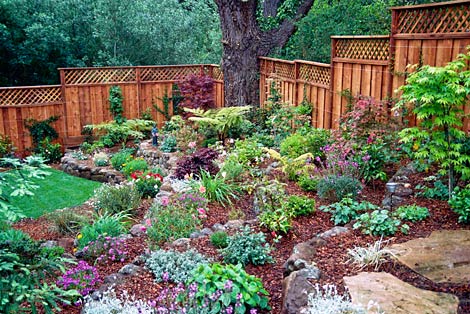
(250, 309), (258, 314)
(224, 280), (233, 290)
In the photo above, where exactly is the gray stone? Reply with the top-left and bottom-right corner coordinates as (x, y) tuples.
(57, 238), (75, 251)
(344, 272), (459, 314)
(160, 181), (174, 193)
(297, 266), (321, 280)
(103, 273), (125, 285)
(393, 162), (417, 179)
(61, 253), (77, 261)
(225, 219), (244, 229)
(245, 218), (258, 226)
(212, 223), (226, 231)
(130, 224), (147, 237)
(40, 240), (58, 248)
(189, 231), (204, 239)
(319, 226), (350, 239)
(281, 268), (319, 314)
(118, 264), (143, 276)
(284, 237), (326, 275)
(172, 238), (191, 249)
(200, 228), (213, 236)
(390, 230), (470, 284)
(382, 194), (404, 209)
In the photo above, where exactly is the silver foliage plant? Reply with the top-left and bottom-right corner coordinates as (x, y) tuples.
(82, 289), (153, 314)
(347, 237), (398, 271)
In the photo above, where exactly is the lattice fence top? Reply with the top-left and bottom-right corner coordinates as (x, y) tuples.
(298, 63), (330, 86)
(394, 2), (470, 34)
(212, 66), (224, 81)
(140, 66), (206, 82)
(0, 86), (62, 107)
(334, 38), (390, 61)
(261, 59), (296, 80)
(64, 68), (136, 85)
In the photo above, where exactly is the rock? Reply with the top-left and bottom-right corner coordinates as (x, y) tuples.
(245, 218), (258, 226)
(61, 252), (77, 261)
(284, 237), (326, 275)
(130, 224), (147, 237)
(392, 162), (417, 179)
(160, 182), (174, 193)
(381, 195), (404, 209)
(224, 220), (244, 230)
(344, 272), (459, 314)
(212, 223), (226, 231)
(40, 240), (58, 248)
(318, 226), (350, 239)
(389, 230), (470, 284)
(57, 238), (75, 251)
(394, 186), (413, 197)
(118, 264), (143, 276)
(189, 231), (204, 239)
(103, 273), (125, 285)
(200, 228), (213, 236)
(281, 267), (320, 314)
(172, 238), (191, 249)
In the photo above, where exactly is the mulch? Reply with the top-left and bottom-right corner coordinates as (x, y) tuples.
(13, 168), (470, 314)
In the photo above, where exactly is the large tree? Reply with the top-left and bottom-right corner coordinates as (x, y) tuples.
(214, 0), (315, 107)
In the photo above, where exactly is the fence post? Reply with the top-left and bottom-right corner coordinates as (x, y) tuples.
(328, 37), (337, 129)
(294, 60), (299, 108)
(59, 69), (69, 145)
(388, 9), (398, 101)
(136, 67), (142, 117)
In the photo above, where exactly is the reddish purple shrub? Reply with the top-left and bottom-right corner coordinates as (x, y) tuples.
(177, 74), (215, 118)
(174, 148), (219, 179)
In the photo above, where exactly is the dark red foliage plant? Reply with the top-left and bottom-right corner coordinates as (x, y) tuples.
(177, 74), (215, 119)
(174, 148), (219, 179)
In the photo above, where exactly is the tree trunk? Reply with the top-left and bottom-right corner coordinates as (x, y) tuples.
(215, 0), (315, 107)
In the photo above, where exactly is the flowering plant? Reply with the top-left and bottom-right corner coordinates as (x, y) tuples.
(57, 260), (101, 298)
(82, 234), (128, 264)
(130, 170), (163, 198)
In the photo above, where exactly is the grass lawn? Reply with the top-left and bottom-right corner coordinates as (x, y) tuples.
(8, 168), (101, 219)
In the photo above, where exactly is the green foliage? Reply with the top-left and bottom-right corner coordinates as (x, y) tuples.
(188, 263), (270, 312)
(36, 138), (63, 163)
(286, 195), (316, 217)
(131, 171), (163, 198)
(394, 205), (430, 222)
(110, 149), (134, 171)
(109, 86), (125, 124)
(449, 185), (470, 223)
(87, 119), (154, 148)
(231, 138), (265, 168)
(160, 135), (178, 153)
(220, 158), (245, 182)
(354, 210), (407, 236)
(0, 229), (79, 313)
(93, 152), (109, 167)
(186, 106), (252, 142)
(24, 115), (60, 147)
(320, 197), (378, 225)
(416, 179), (449, 200)
(121, 157), (148, 176)
(259, 208), (293, 234)
(154, 90), (172, 121)
(146, 203), (201, 247)
(0, 135), (14, 158)
(280, 128), (331, 159)
(93, 184), (141, 216)
(317, 175), (362, 203)
(45, 208), (89, 236)
(221, 226), (273, 266)
(145, 249), (209, 283)
(298, 175), (319, 192)
(78, 213), (128, 249)
(210, 231), (229, 249)
(395, 49), (470, 194)
(196, 170), (240, 206)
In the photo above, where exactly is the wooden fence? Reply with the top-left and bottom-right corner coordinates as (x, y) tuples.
(0, 65), (223, 154)
(259, 0), (470, 130)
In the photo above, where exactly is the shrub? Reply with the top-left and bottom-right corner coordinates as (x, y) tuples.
(109, 86), (125, 124)
(130, 170), (163, 198)
(177, 74), (215, 118)
(78, 213), (128, 249)
(286, 195), (316, 217)
(0, 134), (14, 157)
(353, 210), (407, 236)
(82, 235), (128, 264)
(174, 148), (219, 179)
(416, 179), (449, 200)
(228, 208), (246, 220)
(449, 185), (470, 223)
(110, 149), (134, 171)
(347, 238), (397, 271)
(160, 135), (178, 152)
(259, 207), (293, 233)
(195, 170), (239, 206)
(45, 208), (89, 236)
(36, 138), (63, 163)
(317, 175), (362, 203)
(93, 151), (109, 167)
(145, 249), (209, 283)
(221, 226), (273, 266)
(320, 197), (378, 226)
(298, 174), (319, 192)
(394, 205), (430, 222)
(146, 203), (201, 247)
(219, 157), (245, 182)
(121, 157), (148, 177)
(210, 231), (228, 249)
(93, 184), (141, 216)
(232, 138), (265, 167)
(88, 119), (153, 148)
(188, 263), (270, 312)
(24, 115), (59, 147)
(57, 260), (101, 297)
(280, 128), (331, 159)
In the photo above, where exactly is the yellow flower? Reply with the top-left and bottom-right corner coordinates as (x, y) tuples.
(73, 248), (78, 253)
(77, 233), (83, 240)
(412, 143), (419, 151)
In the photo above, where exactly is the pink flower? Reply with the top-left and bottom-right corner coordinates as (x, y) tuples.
(161, 196), (170, 206)
(188, 141), (196, 149)
(145, 218), (152, 226)
(197, 208), (206, 215)
(199, 185), (206, 194)
(140, 225), (147, 232)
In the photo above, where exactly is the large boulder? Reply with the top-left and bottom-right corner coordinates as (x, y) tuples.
(281, 267), (321, 314)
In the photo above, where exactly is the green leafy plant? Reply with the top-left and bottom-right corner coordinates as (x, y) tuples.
(317, 175), (362, 203)
(188, 263), (270, 312)
(93, 151), (109, 167)
(45, 208), (89, 236)
(153, 89), (172, 121)
(160, 135), (178, 153)
(145, 249), (209, 283)
(280, 128), (331, 159)
(449, 185), (470, 223)
(320, 197), (378, 226)
(109, 86), (125, 124)
(93, 184), (141, 216)
(231, 138), (265, 167)
(0, 134), (14, 158)
(228, 208), (246, 221)
(87, 119), (153, 148)
(210, 231), (229, 249)
(220, 226), (273, 266)
(416, 179), (449, 200)
(394, 49), (470, 196)
(24, 115), (60, 147)
(259, 207), (293, 234)
(298, 174), (319, 192)
(110, 149), (134, 171)
(36, 138), (63, 163)
(121, 157), (149, 176)
(130, 170), (163, 198)
(353, 210), (407, 236)
(394, 205), (430, 222)
(195, 169), (240, 206)
(78, 213), (128, 249)
(286, 195), (316, 217)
